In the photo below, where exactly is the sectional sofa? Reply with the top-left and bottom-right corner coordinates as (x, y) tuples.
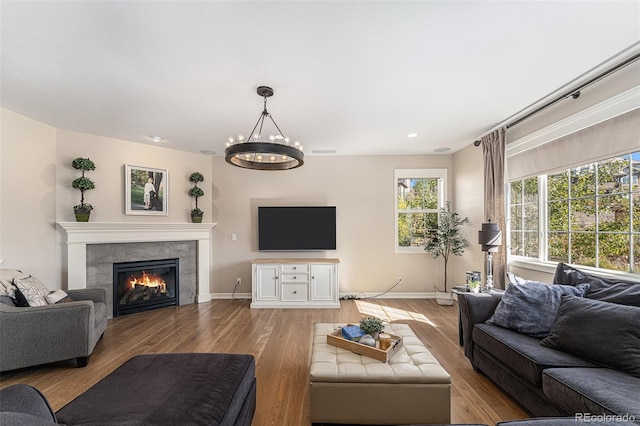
(459, 263), (640, 421)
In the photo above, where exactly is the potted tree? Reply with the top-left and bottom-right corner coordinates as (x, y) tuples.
(188, 172), (204, 223)
(424, 201), (469, 305)
(71, 157), (96, 222)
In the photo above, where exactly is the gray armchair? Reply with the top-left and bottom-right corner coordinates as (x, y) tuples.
(0, 288), (107, 372)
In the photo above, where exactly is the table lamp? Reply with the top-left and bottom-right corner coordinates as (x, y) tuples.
(478, 220), (502, 291)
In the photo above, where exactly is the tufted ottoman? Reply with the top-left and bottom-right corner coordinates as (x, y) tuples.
(310, 323), (451, 425)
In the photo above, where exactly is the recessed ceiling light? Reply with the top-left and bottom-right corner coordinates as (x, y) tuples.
(406, 133), (418, 138)
(311, 149), (338, 154)
(200, 150), (216, 155)
(148, 136), (164, 143)
(434, 147), (451, 153)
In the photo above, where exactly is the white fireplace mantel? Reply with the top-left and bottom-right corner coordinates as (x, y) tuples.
(58, 222), (217, 303)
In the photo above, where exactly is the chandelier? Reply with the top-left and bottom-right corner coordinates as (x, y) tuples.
(225, 86), (304, 170)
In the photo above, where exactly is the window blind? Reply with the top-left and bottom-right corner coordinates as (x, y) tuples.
(508, 108), (639, 181)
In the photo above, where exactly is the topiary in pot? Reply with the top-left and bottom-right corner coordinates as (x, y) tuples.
(71, 157), (96, 222)
(188, 172), (204, 223)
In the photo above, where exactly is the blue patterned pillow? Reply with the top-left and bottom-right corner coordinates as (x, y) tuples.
(486, 281), (590, 338)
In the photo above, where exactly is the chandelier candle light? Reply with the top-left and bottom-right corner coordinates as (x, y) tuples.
(224, 86), (304, 171)
(478, 220), (502, 292)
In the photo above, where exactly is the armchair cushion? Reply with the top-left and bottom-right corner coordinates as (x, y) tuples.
(0, 295), (16, 306)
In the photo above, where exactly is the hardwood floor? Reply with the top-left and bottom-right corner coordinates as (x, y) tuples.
(0, 299), (528, 425)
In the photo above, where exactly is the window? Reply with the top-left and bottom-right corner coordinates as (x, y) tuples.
(395, 169), (446, 252)
(509, 177), (539, 258)
(508, 151), (639, 273)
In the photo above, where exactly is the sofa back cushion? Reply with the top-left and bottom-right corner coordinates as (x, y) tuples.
(486, 281), (589, 338)
(553, 263), (640, 306)
(541, 295), (640, 378)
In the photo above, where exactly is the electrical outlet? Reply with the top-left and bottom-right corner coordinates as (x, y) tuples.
(397, 277), (403, 284)
(236, 278), (241, 286)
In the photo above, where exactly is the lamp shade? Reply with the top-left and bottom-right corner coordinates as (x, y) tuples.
(478, 221), (502, 252)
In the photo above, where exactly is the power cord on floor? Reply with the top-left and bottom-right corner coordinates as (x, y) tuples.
(231, 281), (241, 300)
(339, 278), (402, 300)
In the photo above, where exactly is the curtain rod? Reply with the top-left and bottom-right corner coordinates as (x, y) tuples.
(474, 50), (640, 147)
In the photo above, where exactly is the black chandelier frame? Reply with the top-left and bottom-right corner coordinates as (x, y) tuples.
(224, 86), (304, 171)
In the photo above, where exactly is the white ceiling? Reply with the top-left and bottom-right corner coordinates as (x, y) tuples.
(1, 1), (639, 157)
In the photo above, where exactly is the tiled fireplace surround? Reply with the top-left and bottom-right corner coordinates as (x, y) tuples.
(58, 222), (216, 318)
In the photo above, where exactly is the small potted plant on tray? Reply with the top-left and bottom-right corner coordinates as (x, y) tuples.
(359, 316), (384, 340)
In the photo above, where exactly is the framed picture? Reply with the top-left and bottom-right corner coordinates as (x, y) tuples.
(125, 165), (169, 215)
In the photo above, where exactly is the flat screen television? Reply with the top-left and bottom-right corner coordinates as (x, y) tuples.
(258, 206), (336, 251)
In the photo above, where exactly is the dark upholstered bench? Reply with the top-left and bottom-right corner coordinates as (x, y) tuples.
(1, 353), (256, 426)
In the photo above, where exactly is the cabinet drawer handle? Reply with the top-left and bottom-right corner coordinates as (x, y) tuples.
(293, 290), (297, 294)
(293, 276), (296, 279)
(293, 266), (297, 270)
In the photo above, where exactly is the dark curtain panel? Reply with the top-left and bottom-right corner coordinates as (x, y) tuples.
(481, 128), (506, 288)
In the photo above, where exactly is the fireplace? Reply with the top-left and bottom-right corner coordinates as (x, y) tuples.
(113, 259), (179, 317)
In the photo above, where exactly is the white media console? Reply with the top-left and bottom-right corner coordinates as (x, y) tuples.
(251, 258), (340, 309)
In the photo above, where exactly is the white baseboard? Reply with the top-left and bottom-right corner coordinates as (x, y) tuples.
(211, 293), (252, 300)
(339, 292), (435, 299)
(210, 292), (437, 301)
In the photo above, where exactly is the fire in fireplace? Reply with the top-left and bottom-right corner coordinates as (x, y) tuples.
(113, 259), (179, 316)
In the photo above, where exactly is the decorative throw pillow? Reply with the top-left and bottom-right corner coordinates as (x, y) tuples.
(13, 276), (50, 307)
(506, 272), (527, 286)
(12, 288), (30, 307)
(45, 289), (73, 304)
(0, 268), (27, 298)
(486, 281), (590, 338)
(541, 295), (640, 378)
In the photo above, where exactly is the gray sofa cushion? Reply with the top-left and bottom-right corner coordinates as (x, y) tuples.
(0, 295), (16, 306)
(543, 367), (640, 419)
(0, 384), (57, 424)
(473, 323), (595, 386)
(553, 263), (640, 306)
(541, 296), (640, 378)
(498, 418), (638, 426)
(486, 281), (589, 338)
(0, 412), (58, 425)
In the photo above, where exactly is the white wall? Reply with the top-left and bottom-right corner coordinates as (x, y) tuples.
(451, 143), (486, 283)
(211, 154), (465, 296)
(1, 109), (213, 289)
(0, 109), (58, 284)
(55, 129), (212, 223)
(2, 108), (492, 296)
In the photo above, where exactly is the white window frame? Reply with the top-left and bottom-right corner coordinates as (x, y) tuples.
(507, 154), (639, 279)
(394, 168), (447, 253)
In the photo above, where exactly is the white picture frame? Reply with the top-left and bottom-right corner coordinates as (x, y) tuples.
(125, 164), (169, 216)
